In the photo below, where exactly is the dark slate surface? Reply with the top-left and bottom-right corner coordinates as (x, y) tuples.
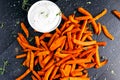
(0, 0), (120, 80)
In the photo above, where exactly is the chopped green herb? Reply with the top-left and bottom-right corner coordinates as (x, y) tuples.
(11, 31), (16, 34)
(20, 64), (24, 67)
(40, 12), (45, 14)
(0, 60), (8, 75)
(29, 37), (34, 42)
(56, 12), (61, 16)
(0, 68), (3, 70)
(46, 14), (49, 17)
(88, 24), (93, 31)
(73, 11), (77, 14)
(16, 21), (20, 24)
(86, 1), (91, 4)
(0, 23), (4, 28)
(22, 0), (31, 11)
(13, 35), (17, 38)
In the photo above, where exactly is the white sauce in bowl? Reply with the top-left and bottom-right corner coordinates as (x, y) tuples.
(28, 0), (61, 33)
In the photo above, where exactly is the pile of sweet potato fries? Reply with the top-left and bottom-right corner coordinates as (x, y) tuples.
(15, 7), (114, 80)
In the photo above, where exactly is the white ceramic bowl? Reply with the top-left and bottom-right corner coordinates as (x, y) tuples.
(27, 0), (61, 33)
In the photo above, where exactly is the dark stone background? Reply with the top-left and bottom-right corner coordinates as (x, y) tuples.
(0, 0), (120, 80)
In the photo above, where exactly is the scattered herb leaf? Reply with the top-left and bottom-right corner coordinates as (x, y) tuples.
(16, 21), (20, 24)
(0, 60), (8, 75)
(86, 1), (91, 4)
(73, 10), (77, 14)
(13, 35), (17, 38)
(29, 37), (34, 42)
(0, 68), (3, 70)
(40, 12), (45, 14)
(46, 14), (49, 17)
(12, 31), (16, 34)
(22, 0), (31, 11)
(56, 12), (61, 16)
(0, 23), (4, 28)
(88, 24), (93, 31)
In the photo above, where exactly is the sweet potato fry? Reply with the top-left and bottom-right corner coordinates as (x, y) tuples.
(94, 45), (101, 66)
(75, 16), (92, 21)
(50, 36), (66, 51)
(42, 59), (54, 71)
(38, 55), (44, 68)
(20, 22), (29, 38)
(48, 33), (58, 47)
(18, 33), (29, 44)
(16, 69), (31, 80)
(40, 40), (48, 50)
(64, 64), (71, 76)
(17, 37), (26, 49)
(67, 31), (73, 50)
(61, 48), (82, 54)
(60, 77), (90, 80)
(97, 22), (102, 35)
(71, 71), (83, 77)
(50, 66), (59, 80)
(77, 20), (87, 40)
(89, 8), (107, 22)
(62, 24), (74, 35)
(73, 39), (96, 46)
(95, 59), (108, 68)
(65, 58), (91, 64)
(41, 52), (53, 67)
(112, 9), (120, 19)
(36, 51), (50, 56)
(39, 33), (52, 40)
(30, 52), (34, 71)
(69, 14), (79, 23)
(32, 70), (41, 80)
(16, 54), (27, 59)
(44, 65), (55, 80)
(31, 75), (37, 80)
(26, 51), (31, 67)
(102, 25), (114, 40)
(35, 36), (40, 47)
(62, 13), (68, 21)
(21, 42), (43, 50)
(97, 41), (107, 46)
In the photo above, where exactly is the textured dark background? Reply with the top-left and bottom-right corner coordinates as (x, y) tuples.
(0, 0), (120, 80)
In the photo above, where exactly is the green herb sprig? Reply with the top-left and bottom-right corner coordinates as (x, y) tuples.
(22, 0), (31, 11)
(0, 60), (8, 75)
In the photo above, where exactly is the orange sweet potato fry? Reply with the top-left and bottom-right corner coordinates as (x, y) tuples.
(30, 52), (34, 71)
(112, 9), (120, 19)
(44, 65), (55, 80)
(16, 54), (27, 59)
(35, 36), (40, 47)
(16, 69), (31, 80)
(67, 31), (73, 50)
(20, 22), (29, 38)
(60, 77), (90, 80)
(50, 36), (66, 51)
(73, 39), (96, 46)
(102, 25), (114, 40)
(18, 33), (29, 44)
